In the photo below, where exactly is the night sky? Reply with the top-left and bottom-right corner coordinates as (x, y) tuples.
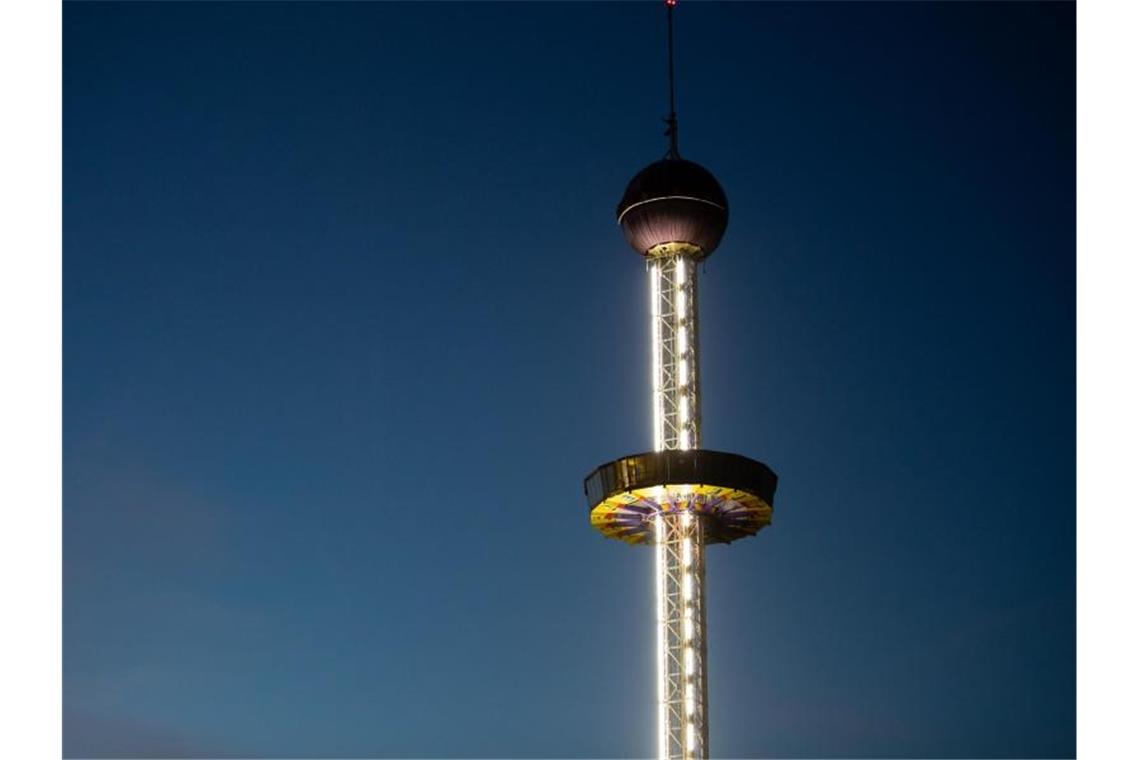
(63, 2), (1075, 758)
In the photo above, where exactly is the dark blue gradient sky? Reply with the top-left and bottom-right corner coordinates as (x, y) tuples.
(64, 2), (1075, 757)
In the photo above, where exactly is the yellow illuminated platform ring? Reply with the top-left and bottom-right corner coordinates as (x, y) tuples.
(584, 450), (778, 545)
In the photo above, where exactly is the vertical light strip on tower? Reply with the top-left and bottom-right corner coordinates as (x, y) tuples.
(584, 2), (778, 759)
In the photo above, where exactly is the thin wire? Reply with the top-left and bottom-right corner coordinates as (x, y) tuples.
(665, 0), (679, 159)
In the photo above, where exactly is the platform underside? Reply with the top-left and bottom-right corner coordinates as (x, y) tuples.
(591, 483), (771, 544)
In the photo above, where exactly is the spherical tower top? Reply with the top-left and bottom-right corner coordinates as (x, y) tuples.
(616, 157), (729, 260)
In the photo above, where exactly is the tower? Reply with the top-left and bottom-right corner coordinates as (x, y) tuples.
(583, 3), (778, 759)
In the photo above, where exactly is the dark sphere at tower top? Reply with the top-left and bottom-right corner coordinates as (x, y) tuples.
(616, 157), (729, 259)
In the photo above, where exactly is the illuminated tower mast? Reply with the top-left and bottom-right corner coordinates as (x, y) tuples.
(584, 2), (778, 759)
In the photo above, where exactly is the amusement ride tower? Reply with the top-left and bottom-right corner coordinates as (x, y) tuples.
(583, 2), (778, 759)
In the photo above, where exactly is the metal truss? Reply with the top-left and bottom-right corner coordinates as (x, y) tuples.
(650, 255), (701, 452)
(655, 509), (708, 760)
(650, 251), (708, 759)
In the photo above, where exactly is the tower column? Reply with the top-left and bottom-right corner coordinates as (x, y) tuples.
(650, 250), (701, 452)
(656, 508), (708, 760)
(651, 248), (707, 760)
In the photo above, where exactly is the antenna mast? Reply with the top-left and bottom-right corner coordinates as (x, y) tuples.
(665, 0), (680, 158)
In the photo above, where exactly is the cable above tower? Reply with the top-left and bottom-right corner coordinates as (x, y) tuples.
(665, 0), (679, 158)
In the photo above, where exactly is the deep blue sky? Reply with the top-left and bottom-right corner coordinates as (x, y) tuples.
(63, 2), (1075, 757)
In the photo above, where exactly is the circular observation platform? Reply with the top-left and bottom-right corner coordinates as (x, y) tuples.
(584, 450), (777, 545)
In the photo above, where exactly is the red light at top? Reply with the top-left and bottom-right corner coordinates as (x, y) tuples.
(666, 0), (677, 7)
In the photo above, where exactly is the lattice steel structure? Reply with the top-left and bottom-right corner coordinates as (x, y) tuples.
(582, 3), (778, 759)
(655, 505), (708, 759)
(651, 248), (707, 759)
(650, 251), (700, 452)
